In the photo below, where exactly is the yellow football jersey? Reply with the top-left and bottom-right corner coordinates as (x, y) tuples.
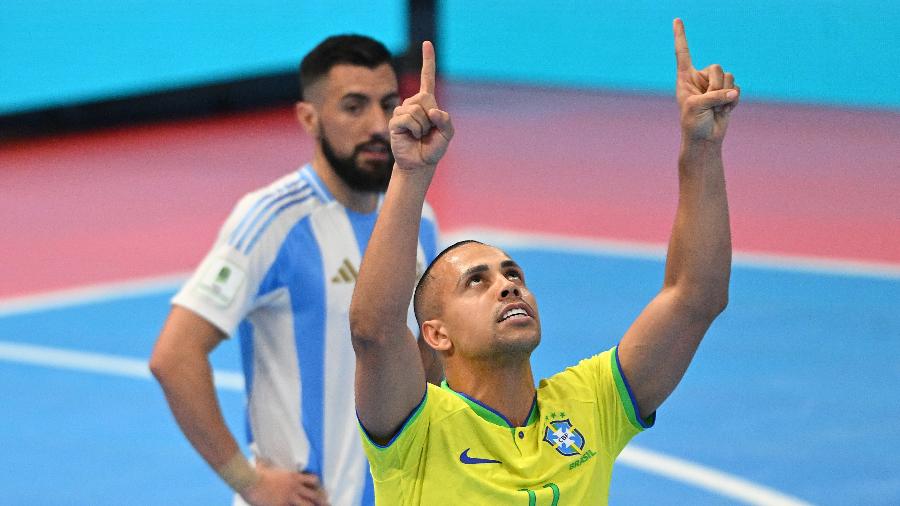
(360, 346), (654, 505)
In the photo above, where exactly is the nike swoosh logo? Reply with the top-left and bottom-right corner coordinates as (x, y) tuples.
(459, 448), (502, 465)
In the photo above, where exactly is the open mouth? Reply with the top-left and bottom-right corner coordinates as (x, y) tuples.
(498, 304), (533, 323)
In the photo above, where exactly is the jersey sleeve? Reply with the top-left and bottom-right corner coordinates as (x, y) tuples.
(171, 193), (277, 336)
(553, 346), (654, 457)
(358, 384), (435, 483)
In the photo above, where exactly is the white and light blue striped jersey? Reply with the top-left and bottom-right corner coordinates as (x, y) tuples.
(172, 164), (440, 506)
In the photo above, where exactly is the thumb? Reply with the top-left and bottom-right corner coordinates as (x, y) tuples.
(693, 89), (739, 110)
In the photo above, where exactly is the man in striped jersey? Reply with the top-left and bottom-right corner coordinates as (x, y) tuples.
(150, 35), (441, 506)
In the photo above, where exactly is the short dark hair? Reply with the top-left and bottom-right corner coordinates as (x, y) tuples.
(413, 240), (485, 327)
(299, 35), (393, 100)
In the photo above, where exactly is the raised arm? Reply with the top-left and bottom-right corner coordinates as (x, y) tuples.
(350, 41), (454, 443)
(617, 19), (740, 417)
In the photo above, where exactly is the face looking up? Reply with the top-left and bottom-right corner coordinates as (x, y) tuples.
(422, 242), (542, 362)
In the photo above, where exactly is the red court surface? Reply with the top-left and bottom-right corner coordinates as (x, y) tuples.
(2, 82), (899, 298)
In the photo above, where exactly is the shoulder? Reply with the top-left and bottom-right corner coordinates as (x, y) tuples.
(539, 348), (617, 399)
(427, 383), (465, 410)
(220, 170), (328, 256)
(361, 384), (463, 453)
(540, 346), (654, 432)
(411, 384), (471, 428)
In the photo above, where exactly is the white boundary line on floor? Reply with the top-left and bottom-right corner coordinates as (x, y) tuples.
(0, 340), (243, 390)
(0, 272), (190, 318)
(445, 227), (900, 280)
(1, 227), (896, 319)
(618, 446), (812, 505)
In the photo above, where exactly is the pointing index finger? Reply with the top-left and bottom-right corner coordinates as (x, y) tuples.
(673, 18), (693, 73)
(420, 40), (436, 95)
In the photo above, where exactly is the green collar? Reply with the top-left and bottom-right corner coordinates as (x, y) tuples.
(441, 380), (540, 428)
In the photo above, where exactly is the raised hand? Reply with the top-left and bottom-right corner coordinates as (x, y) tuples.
(674, 18), (740, 143)
(389, 41), (454, 173)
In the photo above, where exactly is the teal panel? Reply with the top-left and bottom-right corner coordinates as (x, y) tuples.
(440, 1), (900, 109)
(0, 0), (406, 113)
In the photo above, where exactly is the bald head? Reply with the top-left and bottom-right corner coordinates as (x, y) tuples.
(414, 240), (517, 327)
(414, 240), (482, 326)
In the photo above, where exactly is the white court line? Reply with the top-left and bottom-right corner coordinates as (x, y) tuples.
(618, 446), (812, 506)
(0, 272), (190, 318)
(0, 341), (244, 391)
(0, 339), (813, 505)
(1, 228), (896, 318)
(445, 227), (900, 280)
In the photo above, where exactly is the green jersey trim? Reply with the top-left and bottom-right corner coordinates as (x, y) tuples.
(441, 380), (540, 428)
(358, 386), (429, 450)
(611, 346), (656, 430)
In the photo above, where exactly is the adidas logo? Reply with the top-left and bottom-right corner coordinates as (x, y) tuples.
(331, 258), (359, 284)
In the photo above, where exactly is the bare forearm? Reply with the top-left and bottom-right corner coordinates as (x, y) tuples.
(664, 138), (732, 312)
(153, 353), (241, 470)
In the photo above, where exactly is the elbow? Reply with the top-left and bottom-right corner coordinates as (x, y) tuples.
(699, 285), (730, 321)
(149, 343), (188, 386)
(148, 348), (172, 383)
(705, 274), (730, 317)
(671, 283), (729, 323)
(349, 297), (401, 350)
(349, 319), (371, 348)
(666, 269), (730, 320)
(349, 313), (386, 350)
(709, 288), (729, 318)
(349, 301), (371, 346)
(349, 314), (406, 354)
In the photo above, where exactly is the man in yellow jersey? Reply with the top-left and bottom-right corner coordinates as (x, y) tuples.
(350, 19), (739, 504)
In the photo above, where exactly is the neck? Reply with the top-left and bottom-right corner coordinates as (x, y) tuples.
(445, 358), (536, 426)
(311, 153), (378, 214)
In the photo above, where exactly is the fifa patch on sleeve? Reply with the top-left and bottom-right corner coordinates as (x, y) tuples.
(197, 258), (246, 307)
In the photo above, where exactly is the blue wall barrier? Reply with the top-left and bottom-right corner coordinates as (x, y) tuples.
(2, 1), (898, 113)
(0, 1), (406, 114)
(440, 1), (900, 110)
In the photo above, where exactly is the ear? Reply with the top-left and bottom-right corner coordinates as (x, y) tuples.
(422, 320), (451, 353)
(295, 101), (319, 137)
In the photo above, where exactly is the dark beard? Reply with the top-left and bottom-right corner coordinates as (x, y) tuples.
(320, 127), (393, 193)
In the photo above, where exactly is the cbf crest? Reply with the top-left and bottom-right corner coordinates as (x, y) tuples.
(542, 413), (586, 457)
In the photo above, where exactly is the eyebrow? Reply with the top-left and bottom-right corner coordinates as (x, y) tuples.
(500, 260), (521, 270)
(459, 264), (489, 284)
(457, 260), (521, 286)
(340, 91), (400, 103)
(340, 92), (370, 102)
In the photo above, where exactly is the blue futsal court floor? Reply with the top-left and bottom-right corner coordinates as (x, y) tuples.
(1, 240), (898, 505)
